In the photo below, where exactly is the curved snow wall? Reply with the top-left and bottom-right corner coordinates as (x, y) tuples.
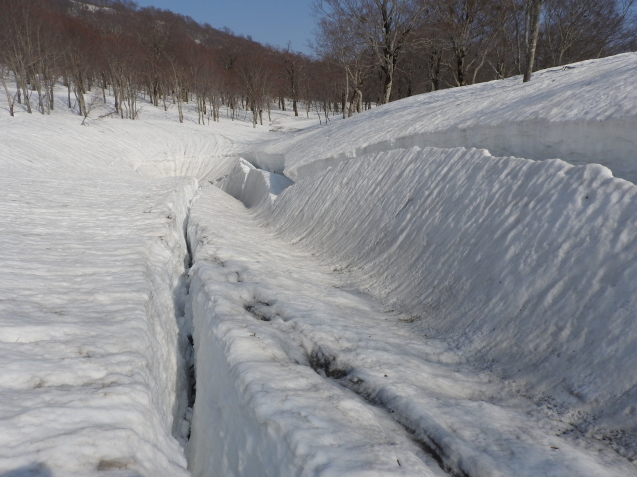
(282, 116), (637, 184)
(243, 146), (637, 444)
(219, 158), (294, 208)
(242, 54), (637, 184)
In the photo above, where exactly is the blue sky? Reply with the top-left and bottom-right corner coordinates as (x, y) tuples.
(133, 0), (315, 55)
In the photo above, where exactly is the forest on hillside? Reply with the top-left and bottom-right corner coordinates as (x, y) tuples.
(1, 0), (636, 124)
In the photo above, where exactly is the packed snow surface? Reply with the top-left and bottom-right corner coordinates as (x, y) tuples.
(1, 53), (637, 476)
(0, 118), (198, 476)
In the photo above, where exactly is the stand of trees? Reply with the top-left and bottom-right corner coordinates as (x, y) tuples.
(314, 0), (637, 106)
(0, 0), (635, 121)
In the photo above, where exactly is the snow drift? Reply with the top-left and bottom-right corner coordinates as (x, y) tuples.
(242, 53), (637, 183)
(218, 146), (637, 463)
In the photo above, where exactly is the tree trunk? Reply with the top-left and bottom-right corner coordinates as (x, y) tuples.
(381, 65), (393, 104)
(454, 46), (467, 87)
(523, 0), (543, 83)
(15, 76), (21, 104)
(49, 82), (55, 111)
(1, 75), (15, 117)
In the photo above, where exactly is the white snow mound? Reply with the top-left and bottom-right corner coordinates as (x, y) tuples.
(221, 146), (637, 462)
(242, 53), (637, 183)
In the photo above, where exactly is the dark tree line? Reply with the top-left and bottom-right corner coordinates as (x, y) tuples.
(1, 0), (635, 122)
(314, 0), (637, 108)
(0, 0), (326, 124)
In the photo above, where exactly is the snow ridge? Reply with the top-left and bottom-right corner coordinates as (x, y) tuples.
(241, 54), (637, 183)
(250, 147), (637, 441)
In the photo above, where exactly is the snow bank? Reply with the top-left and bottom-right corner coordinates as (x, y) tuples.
(219, 159), (294, 209)
(186, 186), (446, 477)
(0, 113), (201, 476)
(243, 53), (637, 183)
(233, 146), (637, 460)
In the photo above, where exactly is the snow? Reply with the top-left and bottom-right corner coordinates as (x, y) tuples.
(2, 52), (637, 476)
(0, 85), (315, 476)
(219, 159), (294, 208)
(186, 182), (637, 476)
(241, 53), (637, 183)
(0, 154), (196, 474)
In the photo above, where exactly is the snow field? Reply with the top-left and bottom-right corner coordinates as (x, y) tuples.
(0, 109), (217, 475)
(2, 51), (637, 476)
(0, 170), (196, 476)
(241, 53), (637, 183)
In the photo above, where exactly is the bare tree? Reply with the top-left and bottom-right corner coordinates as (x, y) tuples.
(542, 0), (636, 67)
(314, 0), (427, 104)
(430, 0), (506, 87)
(0, 64), (18, 116)
(313, 8), (374, 116)
(239, 56), (271, 128)
(281, 46), (306, 116)
(522, 0), (542, 81)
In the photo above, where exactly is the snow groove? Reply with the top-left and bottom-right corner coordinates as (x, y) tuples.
(172, 203), (198, 445)
(186, 186), (447, 476)
(306, 348), (465, 477)
(186, 165), (637, 475)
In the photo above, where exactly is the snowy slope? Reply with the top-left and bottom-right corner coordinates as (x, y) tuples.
(252, 147), (637, 455)
(2, 51), (637, 477)
(186, 182), (637, 476)
(0, 84), (317, 476)
(242, 53), (637, 183)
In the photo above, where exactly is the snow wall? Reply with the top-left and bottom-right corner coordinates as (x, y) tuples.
(215, 147), (637, 460)
(131, 178), (198, 476)
(241, 53), (637, 184)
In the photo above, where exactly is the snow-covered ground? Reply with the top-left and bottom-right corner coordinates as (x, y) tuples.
(1, 53), (637, 476)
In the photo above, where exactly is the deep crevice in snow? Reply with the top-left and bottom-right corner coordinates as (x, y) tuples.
(172, 198), (198, 447)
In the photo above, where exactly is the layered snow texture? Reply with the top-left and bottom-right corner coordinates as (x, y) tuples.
(212, 145), (637, 473)
(242, 53), (637, 183)
(0, 115), (207, 476)
(187, 168), (637, 476)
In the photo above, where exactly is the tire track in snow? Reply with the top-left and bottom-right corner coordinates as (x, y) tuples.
(242, 299), (465, 477)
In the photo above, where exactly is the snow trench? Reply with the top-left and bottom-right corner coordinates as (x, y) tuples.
(208, 146), (637, 470)
(184, 186), (450, 477)
(182, 173), (637, 476)
(125, 177), (200, 475)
